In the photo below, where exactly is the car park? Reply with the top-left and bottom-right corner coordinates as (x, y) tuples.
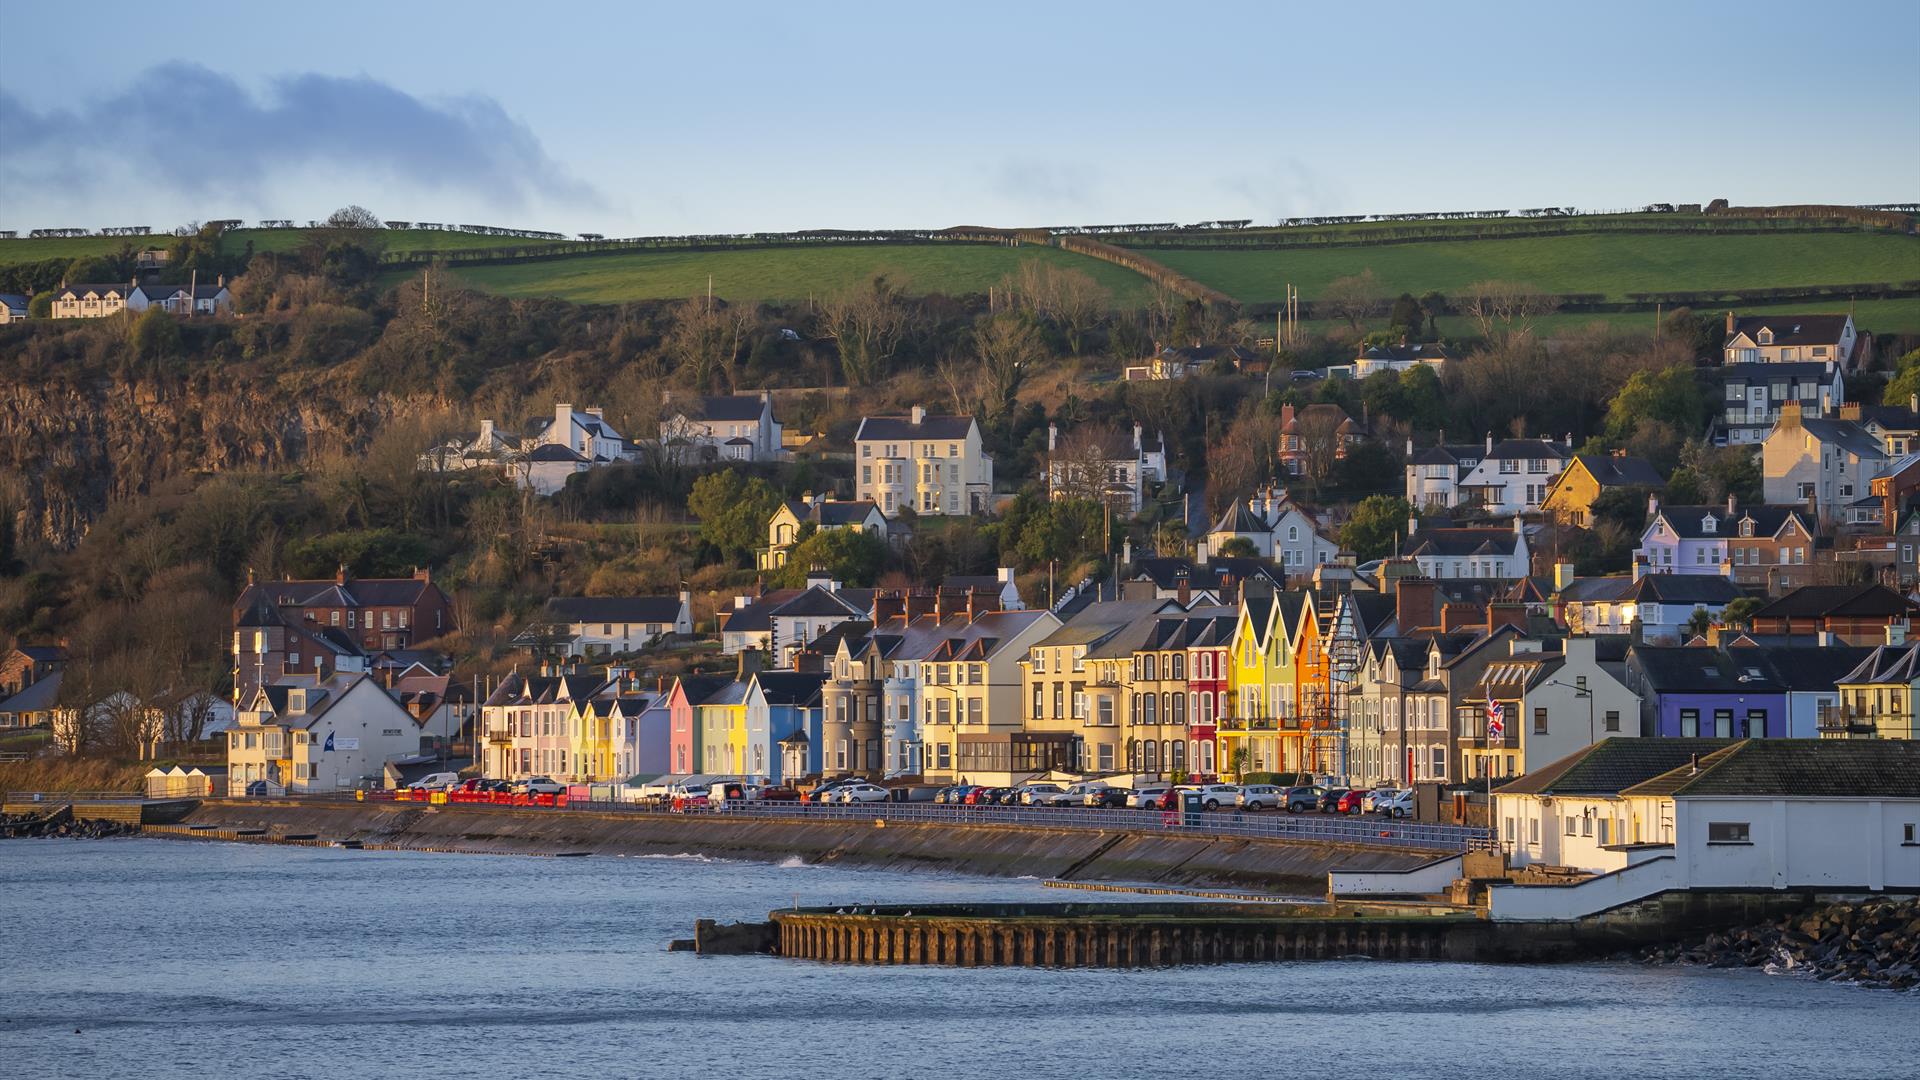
(1318, 787), (1353, 813)
(1283, 785), (1326, 813)
(1237, 784), (1283, 811)
(1128, 784), (1172, 809)
(836, 782), (890, 804)
(1016, 783), (1066, 806)
(1046, 781), (1108, 807)
(1361, 787), (1399, 812)
(1087, 787), (1132, 808)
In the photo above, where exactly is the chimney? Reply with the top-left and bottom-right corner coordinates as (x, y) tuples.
(736, 649), (763, 680)
(246, 566), (256, 587)
(479, 418), (495, 444)
(795, 649), (825, 674)
(1406, 436), (1414, 457)
(1689, 752), (1700, 776)
(1486, 431), (1494, 454)
(1176, 571), (1191, 608)
(871, 590), (906, 624)
(1910, 393), (1917, 414)
(335, 562), (349, 586)
(1779, 400), (1803, 431)
(1725, 310), (1736, 336)
(586, 406), (604, 419)
(910, 405), (926, 426)
(967, 587), (1003, 620)
(1486, 602), (1528, 634)
(1647, 491), (1661, 519)
(1280, 403), (1295, 430)
(1840, 402), (1861, 421)
(1133, 423), (1143, 452)
(1553, 562), (1576, 591)
(1048, 423), (1058, 452)
(1395, 576), (1440, 632)
(1726, 492), (1737, 516)
(1442, 601), (1485, 633)
(556, 402), (572, 431)
(905, 589), (937, 621)
(1887, 622), (1908, 647)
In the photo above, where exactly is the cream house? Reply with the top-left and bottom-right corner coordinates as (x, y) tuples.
(1760, 404), (1887, 526)
(759, 494), (889, 570)
(854, 407), (994, 515)
(226, 674), (423, 794)
(661, 392), (783, 462)
(1722, 312), (1859, 368)
(49, 282), (134, 319)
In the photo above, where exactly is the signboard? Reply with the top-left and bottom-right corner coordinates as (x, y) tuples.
(324, 735), (360, 752)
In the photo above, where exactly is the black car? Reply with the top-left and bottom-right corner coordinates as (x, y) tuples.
(1088, 787), (1132, 809)
(1317, 787), (1351, 813)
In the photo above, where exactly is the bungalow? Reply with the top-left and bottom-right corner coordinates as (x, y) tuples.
(1494, 737), (1739, 870)
(1123, 344), (1261, 382)
(1352, 341), (1454, 379)
(127, 280), (232, 317)
(0, 292), (28, 324)
(528, 593), (692, 657)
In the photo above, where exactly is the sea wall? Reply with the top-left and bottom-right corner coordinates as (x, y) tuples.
(160, 799), (1436, 893)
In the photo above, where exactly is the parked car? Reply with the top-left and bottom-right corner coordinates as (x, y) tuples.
(1180, 783), (1242, 811)
(409, 772), (462, 792)
(836, 783), (890, 805)
(518, 776), (565, 796)
(1128, 784), (1172, 809)
(1046, 781), (1107, 807)
(1283, 785), (1326, 813)
(1371, 789), (1415, 818)
(808, 778), (857, 803)
(889, 785), (942, 803)
(1087, 787), (1133, 808)
(933, 785), (970, 804)
(1317, 787), (1353, 813)
(1361, 787), (1399, 813)
(1016, 783), (1066, 806)
(1335, 789), (1369, 814)
(1237, 784), (1283, 811)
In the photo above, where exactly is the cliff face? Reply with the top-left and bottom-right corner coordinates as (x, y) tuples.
(0, 370), (426, 549)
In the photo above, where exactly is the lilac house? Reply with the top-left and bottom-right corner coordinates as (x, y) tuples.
(1624, 646), (1784, 738)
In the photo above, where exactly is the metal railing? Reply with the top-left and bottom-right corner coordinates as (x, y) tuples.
(1, 790), (149, 803)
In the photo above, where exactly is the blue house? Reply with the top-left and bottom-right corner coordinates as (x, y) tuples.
(746, 671), (825, 782)
(1625, 646), (1785, 738)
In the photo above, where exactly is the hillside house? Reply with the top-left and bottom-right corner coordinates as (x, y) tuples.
(1541, 454), (1665, 527)
(1278, 403), (1368, 480)
(231, 567), (455, 703)
(226, 674), (425, 795)
(1761, 404), (1887, 526)
(1746, 584), (1920, 644)
(127, 280), (232, 316)
(1405, 440), (1486, 510)
(661, 392), (783, 462)
(49, 283), (133, 319)
(1453, 437), (1572, 516)
(760, 495), (890, 571)
(1352, 341), (1454, 379)
(1704, 361), (1847, 446)
(0, 293), (28, 324)
(1402, 518), (1531, 580)
(853, 407), (994, 515)
(1045, 423), (1167, 516)
(1123, 344), (1260, 381)
(526, 594), (693, 657)
(1722, 311), (1864, 369)
(1633, 497), (1819, 587)
(1199, 487), (1339, 572)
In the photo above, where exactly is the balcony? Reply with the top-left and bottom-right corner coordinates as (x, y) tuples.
(1816, 705), (1881, 738)
(487, 728), (515, 744)
(1217, 716), (1278, 733)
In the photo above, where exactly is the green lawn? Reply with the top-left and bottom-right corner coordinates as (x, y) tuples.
(1273, 297), (1920, 345)
(438, 243), (1156, 304)
(1138, 232), (1920, 303)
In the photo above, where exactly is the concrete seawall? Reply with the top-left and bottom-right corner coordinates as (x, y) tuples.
(158, 800), (1437, 893)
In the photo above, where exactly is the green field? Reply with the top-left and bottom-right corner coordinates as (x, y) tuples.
(438, 243), (1156, 304)
(1138, 232), (1920, 303)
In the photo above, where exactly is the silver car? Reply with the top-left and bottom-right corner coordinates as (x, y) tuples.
(1236, 784), (1282, 811)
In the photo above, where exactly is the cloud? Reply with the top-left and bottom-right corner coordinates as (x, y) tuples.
(0, 62), (601, 218)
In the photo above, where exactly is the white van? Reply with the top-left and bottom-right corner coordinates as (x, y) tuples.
(409, 772), (462, 792)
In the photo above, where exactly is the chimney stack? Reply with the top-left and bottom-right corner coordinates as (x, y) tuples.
(1725, 310), (1736, 336)
(910, 405), (926, 426)
(1395, 576), (1441, 632)
(1048, 423), (1058, 452)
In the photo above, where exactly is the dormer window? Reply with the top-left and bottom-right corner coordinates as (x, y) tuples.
(1739, 519), (1753, 537)
(1701, 513), (1717, 534)
(1758, 329), (1773, 345)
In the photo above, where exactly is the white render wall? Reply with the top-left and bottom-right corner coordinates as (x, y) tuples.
(1676, 797), (1920, 891)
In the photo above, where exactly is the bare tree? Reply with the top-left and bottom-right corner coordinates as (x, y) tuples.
(1456, 280), (1560, 341)
(818, 276), (911, 386)
(1048, 424), (1128, 507)
(1205, 407), (1285, 518)
(1292, 407), (1347, 498)
(973, 314), (1044, 420)
(1319, 269), (1386, 330)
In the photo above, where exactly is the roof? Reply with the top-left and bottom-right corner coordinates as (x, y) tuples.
(1630, 646), (1781, 694)
(749, 670), (826, 706)
(1650, 503), (1810, 541)
(542, 596), (685, 625)
(0, 670), (62, 714)
(1723, 645), (1878, 692)
(0, 293), (28, 312)
(1791, 418), (1885, 459)
(784, 499), (881, 527)
(1404, 527), (1521, 559)
(1409, 444), (1484, 468)
(673, 675), (734, 707)
(1208, 503), (1272, 536)
(1751, 583), (1920, 621)
(526, 443), (589, 463)
(854, 414), (977, 441)
(1857, 404), (1920, 432)
(1624, 574), (1746, 607)
(1164, 344), (1259, 364)
(1621, 739), (1920, 799)
(1480, 438), (1569, 462)
(771, 586), (865, 619)
(1837, 642), (1920, 686)
(1281, 403), (1364, 435)
(1495, 738), (1741, 796)
(688, 394), (768, 422)
(1730, 314), (1851, 347)
(1357, 342), (1455, 364)
(1705, 361), (1843, 386)
(1569, 454), (1665, 489)
(13, 644), (68, 662)
(57, 283), (132, 298)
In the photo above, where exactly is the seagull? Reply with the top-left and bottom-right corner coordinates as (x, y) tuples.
(901, 910), (912, 917)
(836, 908), (847, 914)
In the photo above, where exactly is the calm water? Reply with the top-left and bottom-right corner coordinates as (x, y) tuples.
(0, 840), (1915, 1080)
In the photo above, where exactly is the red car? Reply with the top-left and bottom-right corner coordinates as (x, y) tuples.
(1336, 789), (1369, 814)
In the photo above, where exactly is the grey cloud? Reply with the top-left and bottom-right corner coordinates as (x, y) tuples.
(0, 62), (601, 213)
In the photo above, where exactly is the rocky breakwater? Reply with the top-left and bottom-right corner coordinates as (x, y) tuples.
(1641, 896), (1920, 989)
(0, 812), (141, 839)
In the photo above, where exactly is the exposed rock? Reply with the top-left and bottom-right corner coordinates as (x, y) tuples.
(0, 813), (142, 839)
(1640, 897), (1920, 990)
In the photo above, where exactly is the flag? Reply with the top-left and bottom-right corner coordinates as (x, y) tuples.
(1486, 701), (1505, 742)
(323, 731), (335, 753)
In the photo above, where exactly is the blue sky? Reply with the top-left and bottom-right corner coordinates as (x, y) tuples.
(2, 0), (1915, 236)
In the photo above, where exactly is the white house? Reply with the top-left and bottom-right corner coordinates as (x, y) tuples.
(127, 281), (233, 317)
(1403, 517), (1531, 580)
(1045, 423), (1167, 516)
(1560, 573), (1745, 644)
(1404, 441), (1486, 510)
(661, 392), (783, 462)
(530, 593), (693, 656)
(1199, 487), (1339, 572)
(1490, 740), (1920, 921)
(1462, 636), (1639, 781)
(533, 402), (627, 462)
(522, 443), (593, 496)
(226, 674), (424, 795)
(853, 407), (994, 516)
(1452, 437), (1572, 515)
(1704, 361), (1846, 446)
(1353, 342), (1454, 379)
(1761, 404), (1888, 526)
(1722, 312), (1860, 368)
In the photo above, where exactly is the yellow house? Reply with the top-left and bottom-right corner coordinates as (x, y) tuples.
(1223, 593), (1290, 776)
(697, 683), (751, 773)
(1828, 643), (1920, 739)
(1540, 454), (1667, 527)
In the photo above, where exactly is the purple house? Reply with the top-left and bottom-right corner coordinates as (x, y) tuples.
(1624, 646), (1784, 738)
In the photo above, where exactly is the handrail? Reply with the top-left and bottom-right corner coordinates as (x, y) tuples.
(1, 790), (148, 801)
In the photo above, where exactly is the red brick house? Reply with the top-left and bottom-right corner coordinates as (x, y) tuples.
(231, 567), (455, 702)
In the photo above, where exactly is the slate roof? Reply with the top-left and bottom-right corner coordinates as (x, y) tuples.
(0, 293), (28, 314)
(691, 395), (768, 422)
(1706, 361), (1842, 386)
(0, 671), (62, 714)
(1620, 739), (1920, 799)
(1404, 527), (1522, 559)
(15, 645), (68, 662)
(1281, 403), (1365, 436)
(1837, 642), (1920, 685)
(1494, 737), (1740, 796)
(1480, 439), (1569, 461)
(720, 589), (804, 634)
(854, 414), (978, 441)
(542, 596), (684, 625)
(1857, 405), (1920, 432)
(1409, 444), (1484, 468)
(673, 675), (734, 707)
(1568, 454), (1665, 489)
(1723, 645), (1877, 692)
(1730, 314), (1851, 347)
(526, 443), (588, 463)
(1630, 646), (1781, 694)
(1750, 583), (1920, 621)
(1650, 503), (1811, 540)
(1209, 503), (1273, 536)
(1624, 574), (1746, 606)
(785, 499), (882, 527)
(771, 586), (865, 619)
(56, 284), (132, 299)
(749, 670), (826, 706)
(1357, 343), (1455, 364)
(1793, 418), (1885, 459)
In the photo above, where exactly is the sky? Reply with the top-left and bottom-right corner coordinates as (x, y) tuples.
(2, 0), (1916, 237)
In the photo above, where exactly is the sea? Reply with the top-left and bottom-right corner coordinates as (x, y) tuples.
(0, 839), (1914, 1080)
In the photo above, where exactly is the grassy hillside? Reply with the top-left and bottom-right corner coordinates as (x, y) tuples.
(439, 243), (1156, 304)
(1137, 231), (1920, 303)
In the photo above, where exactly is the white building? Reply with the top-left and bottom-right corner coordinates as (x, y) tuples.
(1402, 517), (1531, 580)
(1489, 740), (1920, 921)
(1199, 487), (1339, 572)
(1353, 341), (1454, 379)
(1453, 437), (1572, 516)
(226, 674), (424, 794)
(1560, 573), (1746, 644)
(661, 393), (783, 462)
(127, 281), (233, 317)
(1761, 404), (1888, 526)
(853, 407), (994, 516)
(1404, 441), (1487, 510)
(1463, 636), (1639, 781)
(533, 402), (627, 462)
(760, 495), (890, 571)
(529, 594), (692, 656)
(1722, 312), (1860, 368)
(1705, 361), (1846, 446)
